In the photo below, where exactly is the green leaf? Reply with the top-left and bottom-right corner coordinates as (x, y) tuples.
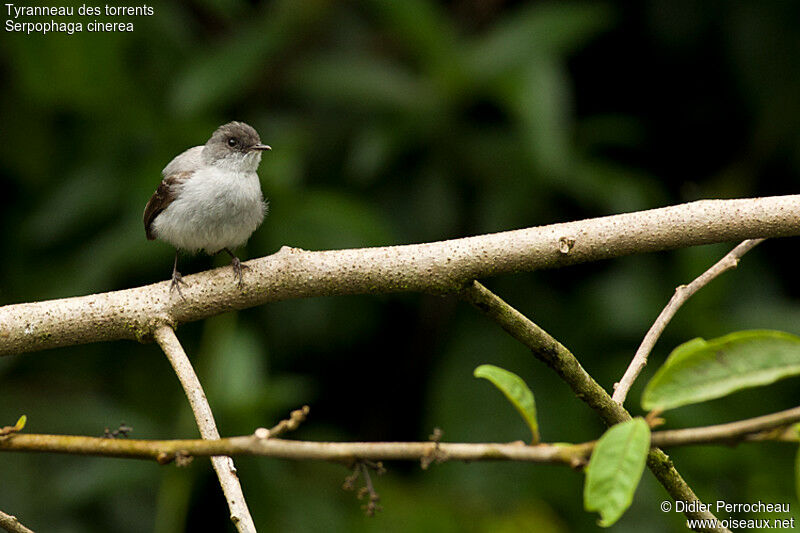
(473, 364), (539, 443)
(584, 418), (651, 527)
(642, 330), (800, 411)
(15, 415), (26, 431)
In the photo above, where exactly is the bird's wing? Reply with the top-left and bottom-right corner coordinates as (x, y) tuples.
(143, 171), (193, 240)
(162, 145), (204, 177)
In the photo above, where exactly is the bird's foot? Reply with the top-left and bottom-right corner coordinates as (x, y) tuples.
(170, 270), (188, 300)
(230, 257), (250, 289)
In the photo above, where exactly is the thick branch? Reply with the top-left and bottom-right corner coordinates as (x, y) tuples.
(2, 405), (796, 461)
(612, 239), (764, 404)
(0, 510), (34, 533)
(461, 281), (726, 532)
(2, 196), (800, 356)
(153, 326), (256, 533)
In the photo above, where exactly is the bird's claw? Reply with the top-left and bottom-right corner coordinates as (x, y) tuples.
(231, 257), (250, 289)
(170, 271), (188, 300)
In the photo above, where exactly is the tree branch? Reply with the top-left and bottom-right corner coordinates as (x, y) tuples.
(2, 196), (800, 356)
(650, 405), (800, 447)
(461, 281), (726, 532)
(0, 510), (34, 533)
(612, 239), (765, 404)
(261, 405), (310, 439)
(2, 405), (796, 461)
(153, 325), (256, 533)
(0, 433), (590, 464)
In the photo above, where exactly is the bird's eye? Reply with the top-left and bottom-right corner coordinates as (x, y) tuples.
(227, 138), (237, 147)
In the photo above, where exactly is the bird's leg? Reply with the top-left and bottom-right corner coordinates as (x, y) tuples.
(170, 251), (187, 300)
(223, 248), (249, 288)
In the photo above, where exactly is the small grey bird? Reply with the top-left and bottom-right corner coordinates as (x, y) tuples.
(143, 121), (270, 296)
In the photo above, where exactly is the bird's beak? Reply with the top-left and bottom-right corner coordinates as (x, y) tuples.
(250, 144), (272, 151)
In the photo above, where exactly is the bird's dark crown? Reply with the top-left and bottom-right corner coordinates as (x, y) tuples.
(206, 121), (262, 155)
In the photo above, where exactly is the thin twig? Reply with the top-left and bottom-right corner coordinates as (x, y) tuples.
(0, 509), (34, 533)
(650, 404), (800, 447)
(153, 325), (256, 533)
(1, 406), (797, 462)
(3, 196), (800, 356)
(357, 461), (383, 516)
(461, 281), (727, 532)
(263, 405), (310, 439)
(613, 239), (765, 404)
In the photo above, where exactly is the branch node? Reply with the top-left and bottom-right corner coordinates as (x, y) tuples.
(175, 450), (193, 467)
(421, 427), (445, 470)
(558, 236), (576, 254)
(645, 409), (666, 429)
(138, 316), (177, 345)
(156, 452), (173, 465)
(569, 456), (588, 470)
(277, 245), (305, 255)
(0, 419), (25, 438)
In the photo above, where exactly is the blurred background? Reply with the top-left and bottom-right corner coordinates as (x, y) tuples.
(1, 1), (799, 531)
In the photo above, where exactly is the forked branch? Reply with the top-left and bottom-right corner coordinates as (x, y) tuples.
(461, 281), (726, 531)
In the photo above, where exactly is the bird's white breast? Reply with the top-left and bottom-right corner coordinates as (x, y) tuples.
(152, 167), (266, 254)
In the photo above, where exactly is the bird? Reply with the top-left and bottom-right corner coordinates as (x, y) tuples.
(143, 121), (270, 297)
